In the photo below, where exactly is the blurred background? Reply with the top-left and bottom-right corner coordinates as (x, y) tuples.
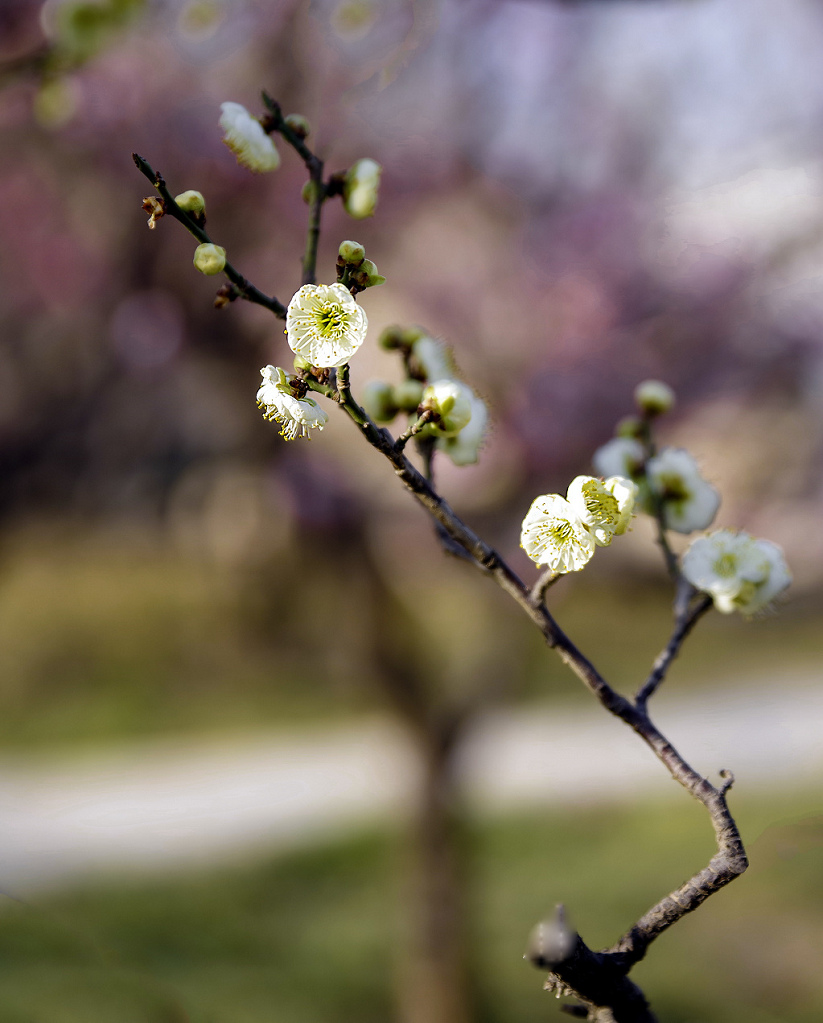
(1, 0), (823, 1020)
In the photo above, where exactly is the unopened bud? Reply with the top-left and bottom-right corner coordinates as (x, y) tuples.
(193, 242), (226, 275)
(422, 380), (472, 436)
(634, 379), (675, 417)
(615, 415), (645, 439)
(284, 113), (311, 138)
(301, 180), (319, 205)
(356, 258), (385, 288)
(392, 379), (424, 412)
(338, 240), (366, 265)
(174, 190), (206, 217)
(361, 380), (397, 422)
(343, 158), (381, 219)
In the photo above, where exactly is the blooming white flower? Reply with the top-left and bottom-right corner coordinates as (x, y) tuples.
(436, 388), (488, 466)
(422, 379), (473, 436)
(193, 242), (226, 275)
(520, 494), (596, 573)
(219, 102), (280, 173)
(257, 365), (329, 440)
(343, 158), (382, 219)
(682, 530), (791, 615)
(592, 437), (645, 481)
(566, 475), (638, 546)
(286, 283), (368, 368)
(646, 448), (720, 533)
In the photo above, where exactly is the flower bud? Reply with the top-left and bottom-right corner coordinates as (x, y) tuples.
(422, 380), (473, 436)
(361, 380), (398, 422)
(293, 354), (313, 372)
(193, 242), (226, 275)
(174, 190), (206, 216)
(615, 415), (645, 439)
(634, 379), (675, 417)
(356, 258), (385, 288)
(343, 158), (381, 219)
(284, 113), (311, 138)
(338, 240), (366, 265)
(392, 379), (424, 412)
(301, 180), (319, 205)
(379, 325), (420, 350)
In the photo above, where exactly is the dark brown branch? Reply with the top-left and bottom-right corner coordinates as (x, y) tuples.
(132, 154), (287, 318)
(261, 93), (326, 286)
(635, 593), (712, 708)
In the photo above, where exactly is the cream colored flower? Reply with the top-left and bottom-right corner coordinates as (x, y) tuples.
(520, 494), (596, 573)
(592, 437), (645, 481)
(219, 102), (280, 173)
(286, 283), (368, 368)
(682, 530), (791, 615)
(343, 158), (381, 219)
(257, 366), (329, 440)
(646, 448), (720, 533)
(436, 388), (488, 466)
(567, 475), (637, 546)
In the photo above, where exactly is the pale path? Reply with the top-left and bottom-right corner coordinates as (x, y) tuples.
(0, 672), (820, 892)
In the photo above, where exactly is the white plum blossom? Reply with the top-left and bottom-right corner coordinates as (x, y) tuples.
(343, 158), (382, 219)
(646, 448), (720, 534)
(436, 388), (488, 466)
(219, 102), (280, 173)
(593, 437), (645, 481)
(520, 494), (596, 574)
(257, 366), (329, 440)
(567, 475), (638, 547)
(286, 283), (368, 368)
(682, 530), (791, 615)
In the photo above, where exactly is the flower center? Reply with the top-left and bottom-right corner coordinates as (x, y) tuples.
(582, 485), (618, 524)
(657, 473), (690, 503)
(713, 553), (738, 578)
(314, 304), (345, 337)
(549, 520), (576, 547)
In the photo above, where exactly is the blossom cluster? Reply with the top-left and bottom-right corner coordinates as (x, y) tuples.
(520, 475), (638, 574)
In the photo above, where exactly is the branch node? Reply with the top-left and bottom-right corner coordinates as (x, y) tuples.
(718, 769), (735, 795)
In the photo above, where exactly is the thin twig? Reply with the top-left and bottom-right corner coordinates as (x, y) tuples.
(635, 593), (713, 709)
(132, 154), (288, 318)
(395, 410), (435, 451)
(529, 567), (560, 606)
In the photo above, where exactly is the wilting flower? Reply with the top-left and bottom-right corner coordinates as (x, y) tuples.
(257, 366), (329, 440)
(436, 388), (489, 466)
(682, 530), (791, 615)
(520, 494), (596, 574)
(646, 448), (720, 534)
(193, 242), (226, 275)
(343, 158), (381, 218)
(286, 283), (368, 368)
(592, 437), (646, 481)
(219, 102), (280, 173)
(566, 475), (637, 546)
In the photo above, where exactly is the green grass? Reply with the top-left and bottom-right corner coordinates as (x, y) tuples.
(0, 528), (818, 750)
(2, 792), (822, 1022)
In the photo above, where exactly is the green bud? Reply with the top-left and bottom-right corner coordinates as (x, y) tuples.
(284, 113), (311, 138)
(634, 379), (675, 417)
(193, 242), (226, 275)
(301, 180), (319, 205)
(615, 416), (645, 439)
(361, 380), (397, 422)
(293, 354), (313, 372)
(392, 380), (424, 412)
(174, 190), (206, 216)
(343, 158), (381, 219)
(338, 240), (366, 265)
(357, 258), (385, 288)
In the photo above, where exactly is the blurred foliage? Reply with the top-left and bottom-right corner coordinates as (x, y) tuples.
(0, 792), (822, 1022)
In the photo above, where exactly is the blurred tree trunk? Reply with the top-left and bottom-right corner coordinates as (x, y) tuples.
(398, 729), (475, 1023)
